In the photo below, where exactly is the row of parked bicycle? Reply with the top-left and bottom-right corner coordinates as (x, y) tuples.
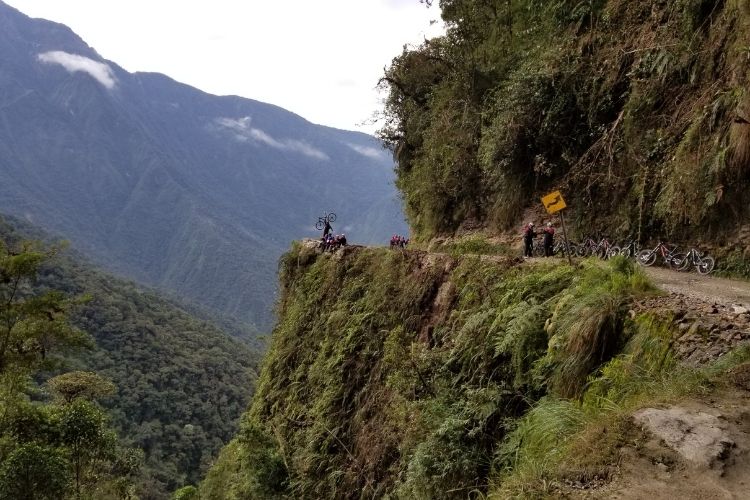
(537, 237), (715, 274)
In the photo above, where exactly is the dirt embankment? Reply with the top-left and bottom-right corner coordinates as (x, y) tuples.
(580, 386), (750, 500)
(574, 269), (750, 499)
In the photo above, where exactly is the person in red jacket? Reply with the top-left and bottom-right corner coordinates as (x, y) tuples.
(523, 222), (535, 257)
(543, 222), (556, 257)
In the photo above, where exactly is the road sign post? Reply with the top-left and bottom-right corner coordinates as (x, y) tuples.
(541, 190), (573, 266)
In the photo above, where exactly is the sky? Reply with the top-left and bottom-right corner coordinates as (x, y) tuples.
(6, 0), (444, 133)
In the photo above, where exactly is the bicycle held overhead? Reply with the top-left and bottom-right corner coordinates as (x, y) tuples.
(315, 212), (337, 236)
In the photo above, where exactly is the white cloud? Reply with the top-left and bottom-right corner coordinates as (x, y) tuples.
(11, 0), (444, 132)
(37, 51), (117, 89)
(214, 116), (329, 160)
(346, 143), (387, 160)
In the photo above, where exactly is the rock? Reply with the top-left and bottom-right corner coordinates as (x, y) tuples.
(634, 407), (734, 469)
(707, 345), (725, 360)
(732, 305), (749, 315)
(687, 321), (704, 337)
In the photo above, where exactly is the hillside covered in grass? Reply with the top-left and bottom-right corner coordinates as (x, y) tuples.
(199, 244), (750, 498)
(379, 0), (750, 243)
(0, 217), (258, 499)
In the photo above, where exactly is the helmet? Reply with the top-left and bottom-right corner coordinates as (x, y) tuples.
(547, 222), (552, 227)
(529, 222), (534, 227)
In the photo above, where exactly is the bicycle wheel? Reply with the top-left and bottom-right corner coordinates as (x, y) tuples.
(697, 256), (715, 275)
(327, 213), (337, 223)
(619, 247), (631, 258)
(534, 242), (545, 257)
(315, 220), (324, 231)
(607, 246), (621, 259)
(636, 250), (656, 266)
(670, 253), (688, 271)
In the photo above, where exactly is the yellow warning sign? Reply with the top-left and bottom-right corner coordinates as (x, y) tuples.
(541, 191), (567, 214)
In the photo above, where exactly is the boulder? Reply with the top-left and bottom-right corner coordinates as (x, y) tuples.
(634, 407), (734, 469)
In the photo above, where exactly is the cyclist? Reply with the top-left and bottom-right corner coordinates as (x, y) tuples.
(543, 222), (555, 257)
(323, 218), (332, 238)
(523, 222), (535, 257)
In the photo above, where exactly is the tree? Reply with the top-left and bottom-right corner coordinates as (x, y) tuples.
(0, 443), (70, 500)
(54, 399), (117, 498)
(0, 241), (89, 375)
(172, 485), (198, 500)
(47, 371), (116, 404)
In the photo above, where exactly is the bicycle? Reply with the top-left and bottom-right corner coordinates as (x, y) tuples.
(595, 238), (620, 259)
(314, 212), (337, 231)
(553, 240), (577, 257)
(673, 248), (715, 274)
(576, 237), (598, 257)
(636, 242), (682, 268)
(618, 239), (641, 259)
(577, 237), (618, 259)
(533, 238), (546, 257)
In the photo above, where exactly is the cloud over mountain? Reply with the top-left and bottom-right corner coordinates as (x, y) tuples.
(214, 116), (329, 160)
(37, 51), (117, 89)
(347, 143), (386, 159)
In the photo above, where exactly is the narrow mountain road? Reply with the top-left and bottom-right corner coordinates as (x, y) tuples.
(325, 241), (750, 308)
(644, 267), (750, 309)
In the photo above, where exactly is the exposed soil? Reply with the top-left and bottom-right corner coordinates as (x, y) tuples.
(565, 269), (750, 499)
(570, 389), (750, 500)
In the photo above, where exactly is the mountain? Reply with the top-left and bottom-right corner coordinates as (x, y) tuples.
(0, 215), (258, 499)
(0, 1), (407, 330)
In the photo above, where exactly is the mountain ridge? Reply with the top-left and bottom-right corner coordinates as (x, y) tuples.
(0, 0), (407, 330)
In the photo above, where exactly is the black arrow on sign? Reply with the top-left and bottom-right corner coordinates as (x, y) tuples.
(545, 195), (561, 209)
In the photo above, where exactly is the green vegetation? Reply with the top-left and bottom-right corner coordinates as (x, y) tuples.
(201, 246), (669, 498)
(0, 218), (259, 499)
(379, 0), (750, 241)
(491, 317), (750, 498)
(0, 238), (140, 499)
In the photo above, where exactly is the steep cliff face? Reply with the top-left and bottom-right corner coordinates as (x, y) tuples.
(200, 245), (719, 498)
(379, 0), (750, 244)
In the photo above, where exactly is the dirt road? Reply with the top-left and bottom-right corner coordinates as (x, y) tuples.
(645, 267), (750, 309)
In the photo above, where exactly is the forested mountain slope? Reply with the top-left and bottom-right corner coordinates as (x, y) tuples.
(0, 0), (407, 331)
(0, 216), (258, 499)
(379, 0), (750, 245)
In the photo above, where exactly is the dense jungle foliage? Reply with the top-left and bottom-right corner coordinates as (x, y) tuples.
(200, 244), (737, 498)
(0, 237), (141, 499)
(379, 0), (750, 242)
(0, 218), (259, 499)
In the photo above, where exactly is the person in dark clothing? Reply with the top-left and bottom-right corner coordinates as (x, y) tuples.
(523, 222), (535, 257)
(543, 222), (555, 257)
(323, 219), (332, 238)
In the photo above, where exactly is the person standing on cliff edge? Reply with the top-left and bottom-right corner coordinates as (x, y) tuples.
(523, 222), (535, 257)
(543, 222), (555, 257)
